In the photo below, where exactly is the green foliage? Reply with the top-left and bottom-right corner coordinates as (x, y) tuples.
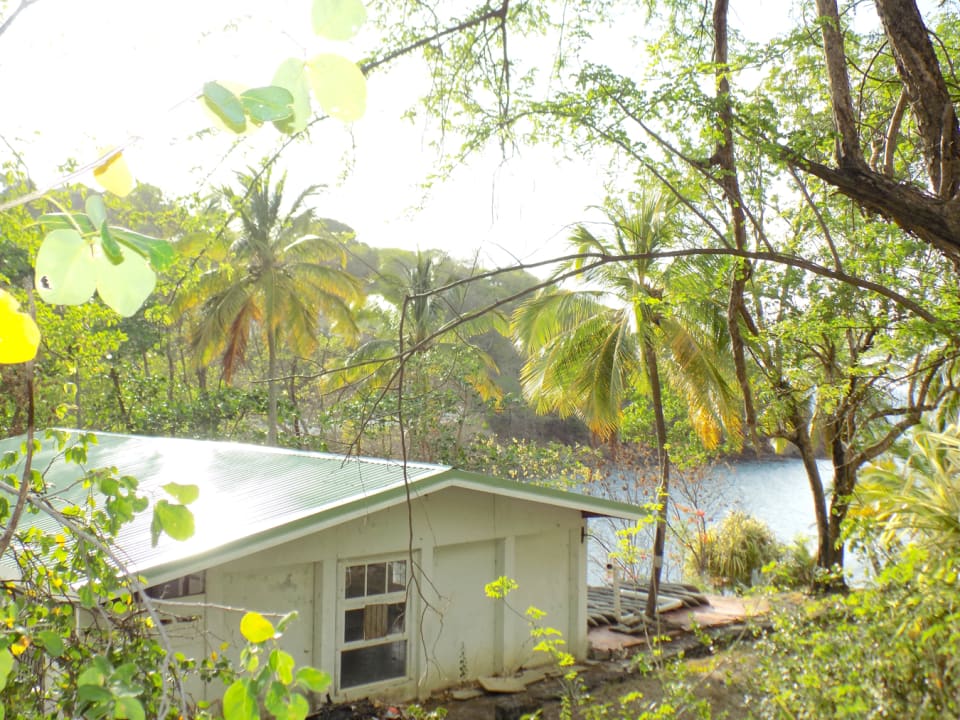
(694, 511), (782, 591)
(760, 537), (817, 591)
(0, 432), (195, 718)
(749, 547), (960, 718)
(456, 436), (605, 489)
(483, 576), (519, 599)
(34, 206), (171, 318)
(853, 422), (960, 555)
(216, 611), (329, 720)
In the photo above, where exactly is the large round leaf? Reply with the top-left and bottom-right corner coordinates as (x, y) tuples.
(240, 86), (295, 123)
(306, 54), (366, 122)
(222, 679), (258, 720)
(0, 290), (40, 364)
(35, 229), (97, 305)
(94, 247), (156, 317)
(272, 58), (312, 134)
(312, 0), (367, 41)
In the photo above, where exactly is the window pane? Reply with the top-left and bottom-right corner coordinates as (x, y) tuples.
(184, 572), (205, 596)
(340, 641), (407, 689)
(366, 563), (386, 596)
(344, 609), (364, 642)
(387, 561), (406, 592)
(345, 565), (365, 598)
(387, 602), (405, 635)
(362, 603), (389, 639)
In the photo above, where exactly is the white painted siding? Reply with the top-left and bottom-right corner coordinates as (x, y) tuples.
(179, 485), (587, 705)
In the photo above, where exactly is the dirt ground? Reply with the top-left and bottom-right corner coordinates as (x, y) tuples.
(428, 623), (761, 720)
(309, 596), (777, 720)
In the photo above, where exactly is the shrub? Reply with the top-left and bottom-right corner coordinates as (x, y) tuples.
(761, 536), (818, 590)
(696, 511), (781, 590)
(747, 546), (960, 718)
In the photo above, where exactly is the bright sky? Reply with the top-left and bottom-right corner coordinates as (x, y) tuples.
(0, 0), (812, 269)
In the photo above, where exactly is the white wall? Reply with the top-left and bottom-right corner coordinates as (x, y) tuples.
(187, 486), (587, 704)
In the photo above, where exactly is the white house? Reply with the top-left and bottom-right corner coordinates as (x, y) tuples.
(0, 431), (642, 705)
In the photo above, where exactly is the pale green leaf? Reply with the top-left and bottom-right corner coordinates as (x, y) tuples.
(100, 222), (124, 265)
(0, 649), (13, 691)
(161, 482), (199, 505)
(240, 611), (275, 644)
(35, 229), (97, 305)
(203, 81), (247, 133)
(312, 0), (366, 40)
(269, 649), (295, 685)
(37, 630), (64, 658)
(152, 500), (195, 543)
(85, 195), (108, 229)
(37, 212), (96, 234)
(94, 248), (156, 317)
(286, 694), (309, 720)
(294, 666), (330, 693)
(113, 696), (145, 720)
(272, 59), (312, 133)
(223, 679), (259, 720)
(110, 228), (175, 269)
(77, 663), (107, 687)
(240, 86), (294, 123)
(305, 54), (366, 122)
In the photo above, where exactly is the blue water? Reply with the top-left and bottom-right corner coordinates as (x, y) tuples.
(712, 458), (834, 543)
(587, 457), (846, 584)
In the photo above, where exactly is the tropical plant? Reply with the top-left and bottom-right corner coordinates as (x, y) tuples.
(178, 168), (363, 445)
(325, 250), (505, 458)
(853, 422), (960, 556)
(513, 187), (740, 617)
(748, 545), (960, 719)
(694, 511), (781, 591)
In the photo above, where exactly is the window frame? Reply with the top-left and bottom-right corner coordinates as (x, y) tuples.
(336, 555), (411, 692)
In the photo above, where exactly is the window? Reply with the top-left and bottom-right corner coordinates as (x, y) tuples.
(339, 559), (408, 689)
(145, 572), (205, 599)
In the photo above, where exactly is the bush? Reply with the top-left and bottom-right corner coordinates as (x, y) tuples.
(761, 536), (818, 590)
(695, 511), (781, 590)
(748, 546), (960, 718)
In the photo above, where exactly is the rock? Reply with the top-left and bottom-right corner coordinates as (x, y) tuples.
(450, 688), (484, 701)
(479, 676), (527, 693)
(495, 696), (541, 720)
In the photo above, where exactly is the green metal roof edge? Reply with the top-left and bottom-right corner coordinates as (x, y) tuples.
(142, 467), (643, 584)
(436, 468), (645, 519)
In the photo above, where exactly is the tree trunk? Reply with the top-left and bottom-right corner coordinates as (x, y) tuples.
(642, 338), (671, 619)
(827, 431), (857, 578)
(874, 0), (960, 199)
(789, 407), (832, 573)
(267, 329), (279, 445)
(73, 355), (82, 428)
(713, 0), (761, 452)
(800, 0), (960, 259)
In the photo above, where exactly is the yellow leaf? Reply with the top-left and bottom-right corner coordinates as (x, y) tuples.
(93, 148), (134, 197)
(239, 611), (275, 644)
(0, 290), (40, 364)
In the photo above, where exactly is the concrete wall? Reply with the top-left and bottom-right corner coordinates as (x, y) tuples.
(185, 486), (588, 704)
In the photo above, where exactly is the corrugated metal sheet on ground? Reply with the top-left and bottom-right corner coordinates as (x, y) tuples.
(587, 582), (709, 632)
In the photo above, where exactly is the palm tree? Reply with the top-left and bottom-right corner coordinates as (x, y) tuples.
(180, 168), (363, 444)
(326, 250), (505, 458)
(513, 189), (739, 617)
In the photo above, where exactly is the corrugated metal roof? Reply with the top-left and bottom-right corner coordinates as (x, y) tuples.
(0, 430), (642, 583)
